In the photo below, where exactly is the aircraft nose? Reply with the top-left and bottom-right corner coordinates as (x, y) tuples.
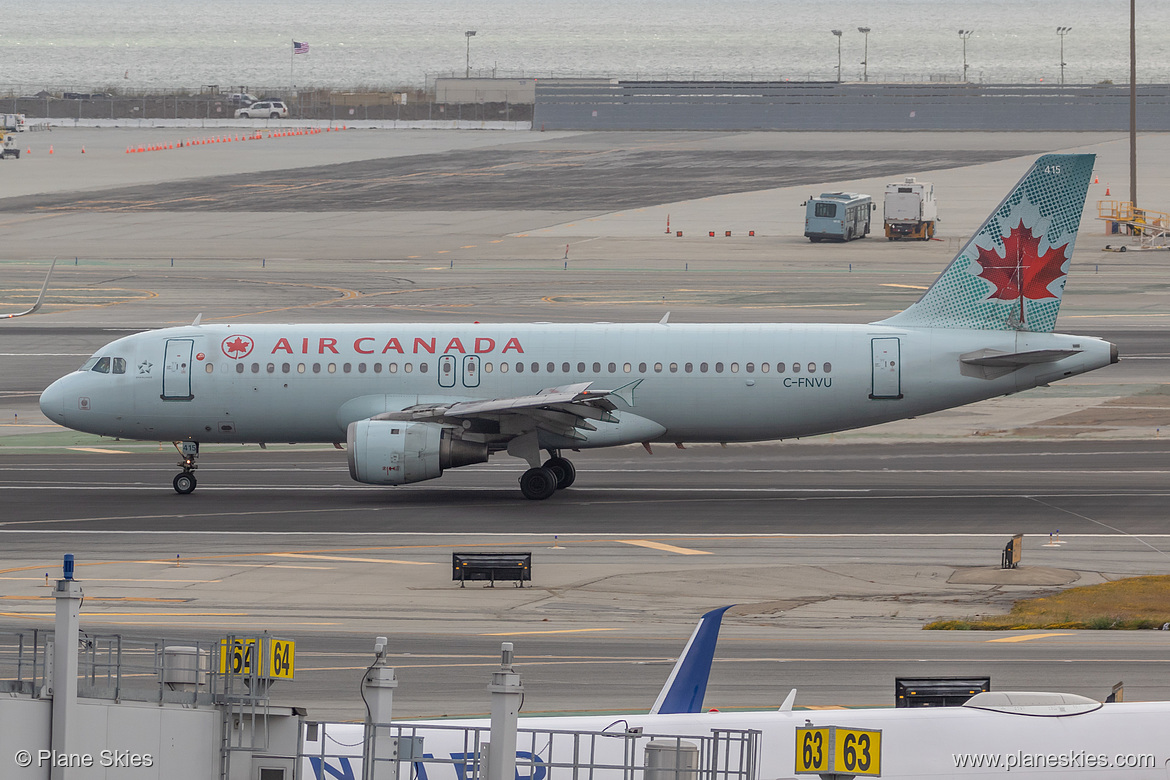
(39, 377), (67, 423)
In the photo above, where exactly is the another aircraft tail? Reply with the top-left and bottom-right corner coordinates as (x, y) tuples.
(649, 606), (732, 715)
(879, 154), (1095, 333)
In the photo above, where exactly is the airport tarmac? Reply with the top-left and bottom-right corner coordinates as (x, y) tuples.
(1, 127), (1169, 721)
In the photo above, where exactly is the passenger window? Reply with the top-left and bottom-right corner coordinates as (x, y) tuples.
(761, 362), (770, 373)
(577, 362), (585, 373)
(206, 364), (214, 374)
(388, 363), (397, 373)
(312, 363), (321, 374)
(623, 363), (632, 373)
(500, 362), (509, 373)
(731, 363), (739, 373)
(236, 363), (245, 374)
(684, 362), (693, 373)
(484, 362), (493, 373)
(670, 362), (678, 373)
(562, 362), (570, 373)
(531, 362), (539, 373)
(282, 363), (290, 373)
(654, 363), (663, 373)
(700, 362), (708, 373)
(404, 363), (413, 373)
(777, 362), (785, 373)
(639, 362), (647, 373)
(715, 362), (724, 373)
(593, 362), (601, 373)
(608, 362), (616, 373)
(807, 362), (816, 373)
(374, 363), (382, 373)
(251, 363), (260, 373)
(815, 202), (837, 218)
(746, 362), (754, 373)
(419, 363), (428, 374)
(297, 363), (306, 373)
(92, 357), (111, 373)
(328, 363), (337, 373)
(792, 363), (801, 373)
(547, 362), (555, 373)
(268, 363), (275, 374)
(823, 362), (832, 373)
(516, 362), (524, 373)
(111, 357), (127, 374)
(356, 363), (365, 373)
(344, 363), (352, 373)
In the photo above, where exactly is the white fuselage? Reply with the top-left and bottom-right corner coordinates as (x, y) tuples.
(40, 322), (1112, 450)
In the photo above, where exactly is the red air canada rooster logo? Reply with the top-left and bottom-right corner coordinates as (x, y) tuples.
(975, 220), (1069, 303)
(221, 334), (255, 360)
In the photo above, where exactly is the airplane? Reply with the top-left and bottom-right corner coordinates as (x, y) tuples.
(38, 154), (1116, 499)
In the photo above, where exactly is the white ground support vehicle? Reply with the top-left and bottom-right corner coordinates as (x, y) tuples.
(235, 100), (288, 119)
(884, 176), (938, 240)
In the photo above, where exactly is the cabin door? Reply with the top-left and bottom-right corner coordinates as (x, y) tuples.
(870, 337), (902, 399)
(161, 338), (195, 401)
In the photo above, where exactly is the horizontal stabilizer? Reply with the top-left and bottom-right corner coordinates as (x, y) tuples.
(960, 348), (1081, 367)
(649, 606), (732, 715)
(959, 347), (1082, 380)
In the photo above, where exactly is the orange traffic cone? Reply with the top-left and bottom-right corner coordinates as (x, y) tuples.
(1093, 175), (1099, 184)
(81, 146), (86, 153)
(48, 146), (53, 154)
(1105, 186), (1111, 196)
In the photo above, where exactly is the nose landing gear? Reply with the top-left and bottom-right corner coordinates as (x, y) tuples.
(172, 441), (199, 494)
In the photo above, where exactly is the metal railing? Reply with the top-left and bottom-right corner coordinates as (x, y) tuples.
(299, 721), (760, 780)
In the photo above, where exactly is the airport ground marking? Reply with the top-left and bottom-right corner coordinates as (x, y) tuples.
(987, 633), (1073, 643)
(480, 629), (622, 636)
(266, 553), (436, 565)
(67, 447), (131, 454)
(618, 540), (712, 555)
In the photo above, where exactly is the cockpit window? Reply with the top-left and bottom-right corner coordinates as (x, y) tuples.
(80, 357), (100, 371)
(91, 357), (111, 374)
(111, 357), (126, 374)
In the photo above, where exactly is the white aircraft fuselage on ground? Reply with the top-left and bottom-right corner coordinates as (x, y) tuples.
(39, 154), (1117, 498)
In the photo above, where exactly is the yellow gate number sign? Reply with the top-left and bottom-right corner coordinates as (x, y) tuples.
(795, 726), (881, 776)
(219, 638), (295, 680)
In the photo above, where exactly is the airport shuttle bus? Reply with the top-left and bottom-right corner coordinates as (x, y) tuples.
(804, 191), (873, 242)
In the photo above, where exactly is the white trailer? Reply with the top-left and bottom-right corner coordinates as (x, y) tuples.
(884, 176), (938, 240)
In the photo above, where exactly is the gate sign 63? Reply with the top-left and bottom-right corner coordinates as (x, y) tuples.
(219, 638), (296, 680)
(795, 726), (881, 776)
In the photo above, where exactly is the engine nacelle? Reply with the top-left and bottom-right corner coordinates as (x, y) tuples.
(347, 420), (489, 485)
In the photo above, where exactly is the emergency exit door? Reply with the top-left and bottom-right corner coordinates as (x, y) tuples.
(161, 338), (195, 401)
(870, 337), (902, 399)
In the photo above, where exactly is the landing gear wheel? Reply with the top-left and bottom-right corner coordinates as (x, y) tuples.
(173, 473), (197, 494)
(542, 457), (576, 489)
(519, 467), (558, 500)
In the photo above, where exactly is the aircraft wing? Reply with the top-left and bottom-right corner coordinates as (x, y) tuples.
(371, 380), (641, 443)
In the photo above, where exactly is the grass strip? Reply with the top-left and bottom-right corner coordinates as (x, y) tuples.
(925, 575), (1170, 630)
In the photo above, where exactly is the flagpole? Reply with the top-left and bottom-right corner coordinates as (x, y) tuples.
(290, 39), (294, 88)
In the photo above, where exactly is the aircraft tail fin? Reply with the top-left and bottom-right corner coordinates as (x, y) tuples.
(879, 154), (1095, 333)
(649, 606), (732, 715)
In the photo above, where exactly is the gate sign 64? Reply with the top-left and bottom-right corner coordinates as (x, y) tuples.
(218, 638), (296, 680)
(795, 726), (881, 776)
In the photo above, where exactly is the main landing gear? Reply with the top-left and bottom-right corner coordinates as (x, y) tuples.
(519, 455), (576, 500)
(172, 441), (199, 494)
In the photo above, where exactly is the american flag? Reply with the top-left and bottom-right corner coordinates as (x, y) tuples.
(293, 41), (310, 55)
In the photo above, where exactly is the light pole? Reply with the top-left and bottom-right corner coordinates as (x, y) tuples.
(857, 27), (871, 82)
(1056, 26), (1072, 85)
(465, 30), (477, 79)
(958, 30), (973, 82)
(831, 30), (843, 82)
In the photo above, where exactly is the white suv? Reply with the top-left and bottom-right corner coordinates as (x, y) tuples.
(235, 101), (288, 119)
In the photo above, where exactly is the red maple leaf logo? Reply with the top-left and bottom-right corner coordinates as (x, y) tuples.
(975, 220), (1069, 302)
(221, 335), (254, 359)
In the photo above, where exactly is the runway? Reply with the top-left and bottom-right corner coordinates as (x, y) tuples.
(1, 127), (1169, 721)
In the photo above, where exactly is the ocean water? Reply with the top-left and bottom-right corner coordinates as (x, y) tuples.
(3, 0), (1168, 91)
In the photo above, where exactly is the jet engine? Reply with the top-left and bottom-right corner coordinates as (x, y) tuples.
(347, 420), (489, 485)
